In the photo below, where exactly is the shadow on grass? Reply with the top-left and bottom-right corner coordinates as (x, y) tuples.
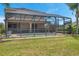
(0, 37), (46, 43)
(0, 35), (70, 43)
(71, 34), (79, 40)
(0, 39), (15, 43)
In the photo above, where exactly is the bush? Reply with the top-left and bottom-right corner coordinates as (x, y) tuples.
(0, 23), (5, 35)
(67, 25), (72, 34)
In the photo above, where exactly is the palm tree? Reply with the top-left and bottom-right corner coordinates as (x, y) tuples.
(4, 3), (10, 38)
(3, 3), (10, 8)
(66, 3), (79, 34)
(1, 3), (10, 38)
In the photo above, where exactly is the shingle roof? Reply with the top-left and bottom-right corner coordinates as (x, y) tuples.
(5, 8), (71, 19)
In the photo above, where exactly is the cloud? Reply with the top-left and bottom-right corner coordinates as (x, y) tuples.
(46, 8), (59, 13)
(44, 3), (60, 14)
(0, 16), (5, 23)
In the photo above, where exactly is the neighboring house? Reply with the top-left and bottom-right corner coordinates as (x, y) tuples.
(5, 8), (71, 34)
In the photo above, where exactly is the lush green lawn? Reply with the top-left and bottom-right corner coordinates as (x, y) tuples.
(0, 35), (79, 56)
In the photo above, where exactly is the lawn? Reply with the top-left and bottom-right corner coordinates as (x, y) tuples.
(0, 35), (79, 56)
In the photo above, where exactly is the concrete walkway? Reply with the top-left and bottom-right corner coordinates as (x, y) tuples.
(0, 33), (65, 42)
(4, 33), (65, 40)
(9, 33), (64, 37)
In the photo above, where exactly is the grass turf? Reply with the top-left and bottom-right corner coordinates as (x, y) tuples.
(0, 35), (79, 56)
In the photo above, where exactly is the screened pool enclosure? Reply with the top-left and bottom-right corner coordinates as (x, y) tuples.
(5, 8), (72, 37)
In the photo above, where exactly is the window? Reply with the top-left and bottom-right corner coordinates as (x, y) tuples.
(15, 14), (20, 20)
(8, 23), (17, 28)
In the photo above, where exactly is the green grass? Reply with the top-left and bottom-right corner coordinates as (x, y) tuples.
(0, 35), (79, 56)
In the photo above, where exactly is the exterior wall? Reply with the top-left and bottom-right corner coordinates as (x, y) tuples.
(49, 25), (55, 32)
(20, 23), (30, 29)
(8, 21), (46, 33)
(37, 23), (44, 29)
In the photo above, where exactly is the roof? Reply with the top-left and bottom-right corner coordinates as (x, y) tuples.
(5, 8), (71, 19)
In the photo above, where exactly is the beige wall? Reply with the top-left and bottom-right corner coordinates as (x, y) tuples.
(8, 21), (55, 33)
(20, 23), (30, 29)
(20, 22), (45, 29)
(8, 22), (45, 29)
(37, 23), (44, 29)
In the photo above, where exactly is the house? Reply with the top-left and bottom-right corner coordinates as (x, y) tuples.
(5, 8), (71, 34)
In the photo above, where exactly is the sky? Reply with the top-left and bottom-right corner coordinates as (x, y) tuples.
(0, 3), (76, 23)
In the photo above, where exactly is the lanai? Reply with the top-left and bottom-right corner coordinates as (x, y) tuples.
(5, 8), (72, 36)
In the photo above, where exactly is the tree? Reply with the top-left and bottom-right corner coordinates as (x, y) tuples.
(0, 3), (10, 40)
(67, 25), (72, 34)
(0, 23), (5, 34)
(3, 3), (10, 37)
(1, 3), (10, 38)
(0, 23), (5, 42)
(66, 3), (79, 34)
(3, 3), (10, 8)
